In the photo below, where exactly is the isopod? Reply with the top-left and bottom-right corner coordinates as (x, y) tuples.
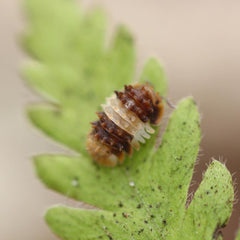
(86, 83), (164, 166)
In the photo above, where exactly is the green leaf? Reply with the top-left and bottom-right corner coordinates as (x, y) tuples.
(236, 229), (240, 240)
(45, 207), (131, 240)
(44, 162), (234, 240)
(23, 0), (235, 239)
(172, 160), (233, 240)
(23, 0), (135, 154)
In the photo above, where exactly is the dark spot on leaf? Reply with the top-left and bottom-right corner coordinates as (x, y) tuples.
(144, 220), (148, 224)
(149, 204), (152, 208)
(179, 185), (182, 189)
(206, 191), (210, 194)
(113, 213), (116, 217)
(122, 212), (128, 218)
(163, 220), (167, 226)
(176, 156), (182, 161)
(158, 185), (162, 191)
(182, 121), (186, 125)
(138, 229), (144, 235)
(118, 202), (123, 207)
(107, 234), (113, 240)
(150, 215), (155, 218)
(137, 203), (142, 209)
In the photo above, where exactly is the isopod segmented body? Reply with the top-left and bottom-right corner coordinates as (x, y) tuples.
(86, 83), (164, 166)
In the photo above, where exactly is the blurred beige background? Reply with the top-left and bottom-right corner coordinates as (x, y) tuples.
(1, 0), (240, 239)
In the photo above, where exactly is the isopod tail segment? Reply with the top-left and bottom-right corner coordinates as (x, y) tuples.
(86, 82), (164, 166)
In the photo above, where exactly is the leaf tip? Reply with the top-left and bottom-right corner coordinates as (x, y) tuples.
(44, 205), (65, 227)
(140, 57), (167, 96)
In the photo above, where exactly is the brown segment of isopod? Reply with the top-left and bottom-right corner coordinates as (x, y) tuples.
(86, 82), (164, 166)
